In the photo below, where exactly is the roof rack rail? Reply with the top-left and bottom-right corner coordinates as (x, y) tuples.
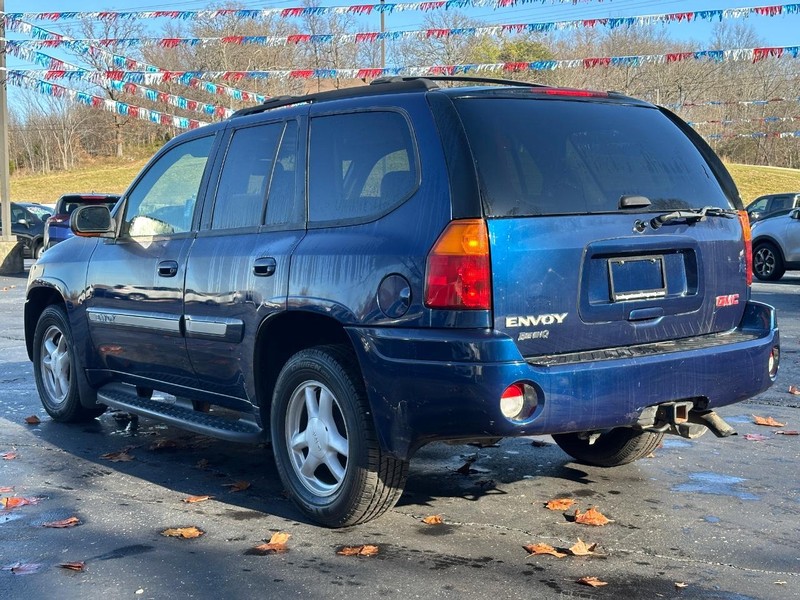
(230, 78), (438, 119)
(370, 75), (546, 88)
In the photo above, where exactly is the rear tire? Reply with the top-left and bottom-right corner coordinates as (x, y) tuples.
(753, 242), (785, 281)
(32, 306), (106, 422)
(552, 428), (663, 467)
(270, 345), (408, 527)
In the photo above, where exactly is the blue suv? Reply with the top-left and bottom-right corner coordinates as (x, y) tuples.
(25, 77), (779, 527)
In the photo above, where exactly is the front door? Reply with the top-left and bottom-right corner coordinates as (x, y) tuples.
(85, 134), (217, 390)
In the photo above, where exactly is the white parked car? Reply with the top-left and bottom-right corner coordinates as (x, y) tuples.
(751, 208), (800, 280)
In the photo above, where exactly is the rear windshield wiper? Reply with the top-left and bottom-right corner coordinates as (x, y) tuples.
(650, 206), (737, 229)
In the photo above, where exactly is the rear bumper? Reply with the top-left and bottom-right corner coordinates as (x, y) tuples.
(348, 301), (778, 460)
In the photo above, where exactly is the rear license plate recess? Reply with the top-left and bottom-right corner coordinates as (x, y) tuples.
(608, 255), (666, 301)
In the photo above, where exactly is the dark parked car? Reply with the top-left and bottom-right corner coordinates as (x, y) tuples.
(747, 192), (800, 223)
(43, 193), (120, 250)
(751, 207), (800, 280)
(0, 202), (52, 259)
(25, 77), (779, 527)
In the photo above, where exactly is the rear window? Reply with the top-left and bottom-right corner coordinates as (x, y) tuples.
(454, 98), (732, 217)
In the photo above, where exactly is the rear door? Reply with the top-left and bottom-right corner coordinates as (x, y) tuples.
(454, 95), (747, 357)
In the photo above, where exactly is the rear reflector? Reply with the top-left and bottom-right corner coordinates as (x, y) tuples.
(738, 210), (753, 286)
(424, 219), (491, 310)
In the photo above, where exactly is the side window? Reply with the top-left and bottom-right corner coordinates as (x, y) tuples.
(308, 111), (417, 223)
(212, 123), (283, 230)
(770, 195), (791, 211)
(125, 135), (214, 237)
(265, 122), (302, 226)
(749, 197), (769, 212)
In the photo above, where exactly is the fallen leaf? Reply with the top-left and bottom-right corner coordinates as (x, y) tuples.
(1, 452), (18, 460)
(59, 561), (86, 572)
(422, 515), (444, 525)
(195, 459), (210, 469)
(0, 486), (13, 493)
(675, 582), (689, 589)
(248, 532), (291, 555)
(789, 385), (800, 396)
(530, 440), (551, 447)
(744, 433), (768, 441)
(569, 538), (598, 556)
(149, 439), (181, 451)
(100, 449), (134, 462)
(337, 544), (379, 557)
(523, 543), (567, 558)
(455, 458), (477, 475)
(2, 563), (41, 575)
(775, 430), (799, 436)
(24, 415), (41, 425)
(774, 581), (787, 585)
(223, 480), (251, 492)
(574, 507), (612, 526)
(43, 516), (80, 528)
(161, 526), (204, 539)
(545, 498), (576, 511)
(1, 497), (39, 509)
(577, 576), (608, 588)
(752, 415), (785, 427)
(182, 495), (212, 504)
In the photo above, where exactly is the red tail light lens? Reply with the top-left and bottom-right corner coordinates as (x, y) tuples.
(738, 210), (753, 286)
(425, 219), (491, 310)
(49, 214), (69, 224)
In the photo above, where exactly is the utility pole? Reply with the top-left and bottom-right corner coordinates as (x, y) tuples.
(0, 0), (12, 244)
(380, 0), (385, 69)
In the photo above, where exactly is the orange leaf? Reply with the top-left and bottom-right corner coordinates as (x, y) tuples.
(1, 497), (38, 509)
(248, 532), (291, 555)
(574, 507), (612, 526)
(545, 498), (576, 511)
(569, 538), (599, 556)
(43, 516), (80, 528)
(224, 480), (251, 492)
(182, 495), (212, 504)
(161, 526), (204, 539)
(100, 450), (134, 462)
(789, 385), (800, 396)
(0, 486), (13, 493)
(24, 415), (41, 425)
(4, 563), (41, 575)
(1, 452), (18, 460)
(577, 576), (608, 588)
(523, 543), (567, 558)
(337, 544), (379, 557)
(675, 582), (689, 589)
(59, 561), (86, 572)
(422, 515), (444, 525)
(752, 415), (785, 427)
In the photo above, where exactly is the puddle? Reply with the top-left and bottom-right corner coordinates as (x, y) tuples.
(671, 472), (759, 500)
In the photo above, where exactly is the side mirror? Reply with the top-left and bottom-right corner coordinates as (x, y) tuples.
(790, 208), (800, 220)
(748, 211), (762, 222)
(16, 218), (30, 228)
(71, 205), (116, 238)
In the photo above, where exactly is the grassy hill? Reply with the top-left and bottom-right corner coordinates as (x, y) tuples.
(9, 157), (800, 207)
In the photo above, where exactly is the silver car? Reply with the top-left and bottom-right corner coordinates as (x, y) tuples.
(751, 208), (800, 280)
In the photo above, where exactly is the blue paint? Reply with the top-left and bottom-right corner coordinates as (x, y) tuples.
(672, 472), (759, 501)
(704, 515), (721, 523)
(661, 438), (693, 449)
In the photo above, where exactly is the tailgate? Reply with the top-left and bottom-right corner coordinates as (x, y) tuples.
(488, 214), (748, 357)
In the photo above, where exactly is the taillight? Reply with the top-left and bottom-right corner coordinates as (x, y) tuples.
(48, 214), (69, 224)
(424, 219), (491, 310)
(738, 210), (753, 286)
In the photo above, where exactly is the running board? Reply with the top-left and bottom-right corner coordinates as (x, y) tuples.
(97, 387), (265, 443)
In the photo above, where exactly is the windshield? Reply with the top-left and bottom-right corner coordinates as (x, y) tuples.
(26, 205), (52, 220)
(454, 98), (732, 217)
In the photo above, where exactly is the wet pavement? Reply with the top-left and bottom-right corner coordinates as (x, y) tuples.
(1, 269), (799, 600)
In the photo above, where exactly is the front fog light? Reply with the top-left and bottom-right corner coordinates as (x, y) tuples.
(500, 383), (538, 421)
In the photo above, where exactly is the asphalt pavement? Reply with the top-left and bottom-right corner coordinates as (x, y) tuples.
(1, 266), (798, 600)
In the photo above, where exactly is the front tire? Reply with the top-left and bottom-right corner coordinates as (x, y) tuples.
(271, 345), (408, 527)
(753, 242), (785, 281)
(32, 306), (106, 422)
(552, 428), (663, 467)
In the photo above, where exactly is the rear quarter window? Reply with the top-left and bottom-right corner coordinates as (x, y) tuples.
(308, 110), (418, 224)
(454, 98), (732, 217)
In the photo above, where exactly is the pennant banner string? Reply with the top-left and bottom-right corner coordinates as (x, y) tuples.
(5, 17), (269, 104)
(9, 45), (799, 83)
(6, 71), (208, 130)
(2, 1), (622, 23)
(6, 3), (800, 49)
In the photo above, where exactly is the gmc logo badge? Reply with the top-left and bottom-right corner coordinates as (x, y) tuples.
(716, 294), (740, 307)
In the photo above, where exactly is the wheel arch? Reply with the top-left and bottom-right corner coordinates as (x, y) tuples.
(253, 311), (354, 425)
(25, 285), (67, 360)
(752, 235), (786, 261)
